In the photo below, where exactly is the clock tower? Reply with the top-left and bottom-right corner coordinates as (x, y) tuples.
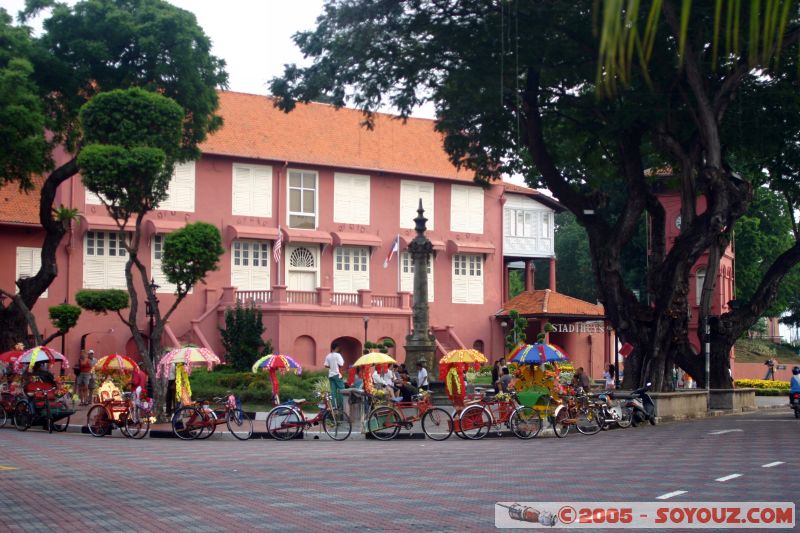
(654, 186), (735, 354)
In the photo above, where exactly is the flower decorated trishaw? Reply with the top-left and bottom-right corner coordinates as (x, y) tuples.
(12, 346), (74, 433)
(359, 352), (452, 441)
(252, 353), (302, 405)
(85, 354), (152, 438)
(159, 346), (252, 441)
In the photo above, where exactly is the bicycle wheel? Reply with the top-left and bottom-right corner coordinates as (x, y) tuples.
(52, 415), (70, 432)
(509, 406), (542, 439)
(125, 412), (150, 439)
(196, 408), (217, 440)
(0, 407), (7, 428)
(13, 402), (31, 431)
(459, 405), (492, 440)
(267, 406), (302, 441)
(552, 406), (571, 438)
(576, 406), (603, 435)
(226, 409), (253, 441)
(617, 406), (633, 429)
(86, 405), (110, 437)
(366, 406), (402, 441)
(322, 409), (352, 441)
(421, 407), (453, 441)
(172, 406), (204, 440)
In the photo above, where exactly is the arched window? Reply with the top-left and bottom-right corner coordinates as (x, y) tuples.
(695, 268), (706, 306)
(289, 247), (315, 269)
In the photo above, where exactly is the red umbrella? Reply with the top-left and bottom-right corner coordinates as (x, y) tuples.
(0, 351), (23, 365)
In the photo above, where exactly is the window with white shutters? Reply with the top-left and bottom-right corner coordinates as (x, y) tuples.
(231, 240), (271, 291)
(450, 185), (484, 233)
(400, 180), (434, 230)
(83, 231), (128, 289)
(333, 172), (370, 225)
(15, 247), (46, 297)
(452, 254), (483, 304)
(504, 208), (535, 237)
(400, 252), (433, 302)
(288, 170), (317, 229)
(158, 161), (196, 212)
(232, 163), (272, 217)
(151, 235), (183, 294)
(333, 246), (370, 293)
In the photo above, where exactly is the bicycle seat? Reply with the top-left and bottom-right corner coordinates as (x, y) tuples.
(291, 398), (307, 405)
(194, 397), (208, 404)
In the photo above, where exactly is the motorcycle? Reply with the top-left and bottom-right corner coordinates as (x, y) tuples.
(790, 392), (800, 419)
(625, 382), (656, 426)
(595, 391), (633, 429)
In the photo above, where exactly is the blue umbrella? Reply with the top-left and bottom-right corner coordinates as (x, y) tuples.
(509, 343), (568, 364)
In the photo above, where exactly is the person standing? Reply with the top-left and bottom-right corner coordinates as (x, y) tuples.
(416, 361), (429, 391)
(87, 349), (98, 402)
(764, 357), (777, 380)
(324, 342), (345, 410)
(603, 364), (616, 390)
(76, 352), (92, 405)
(165, 362), (177, 416)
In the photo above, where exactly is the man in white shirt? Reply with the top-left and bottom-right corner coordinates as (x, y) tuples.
(416, 361), (429, 391)
(324, 343), (346, 410)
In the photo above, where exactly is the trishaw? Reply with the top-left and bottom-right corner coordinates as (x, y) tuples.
(86, 378), (152, 438)
(12, 346), (74, 433)
(266, 391), (352, 441)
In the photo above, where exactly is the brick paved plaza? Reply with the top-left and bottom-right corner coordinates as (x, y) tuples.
(1, 409), (797, 532)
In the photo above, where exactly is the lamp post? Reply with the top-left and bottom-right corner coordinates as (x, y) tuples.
(363, 316), (369, 348)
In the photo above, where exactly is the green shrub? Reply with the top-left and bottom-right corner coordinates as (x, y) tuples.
(219, 303), (273, 371)
(75, 289), (129, 313)
(188, 368), (327, 406)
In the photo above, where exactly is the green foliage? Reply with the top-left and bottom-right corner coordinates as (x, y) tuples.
(78, 88), (184, 220)
(0, 11), (48, 189)
(162, 222), (224, 296)
(26, 0), (227, 158)
(189, 367), (326, 405)
(219, 303), (271, 371)
(75, 289), (129, 313)
(48, 303), (81, 333)
(508, 270), (524, 299)
(363, 338), (395, 354)
(504, 309), (528, 352)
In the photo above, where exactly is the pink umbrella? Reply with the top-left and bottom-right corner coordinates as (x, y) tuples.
(156, 346), (220, 377)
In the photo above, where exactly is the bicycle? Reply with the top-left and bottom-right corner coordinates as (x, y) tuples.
(365, 390), (453, 441)
(456, 391), (542, 440)
(172, 395), (253, 441)
(551, 389), (603, 437)
(267, 392), (352, 441)
(13, 381), (73, 433)
(86, 391), (151, 439)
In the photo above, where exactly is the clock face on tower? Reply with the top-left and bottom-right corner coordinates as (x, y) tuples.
(675, 214), (682, 230)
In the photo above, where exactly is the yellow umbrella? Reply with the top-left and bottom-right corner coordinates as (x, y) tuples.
(353, 352), (397, 367)
(439, 349), (487, 365)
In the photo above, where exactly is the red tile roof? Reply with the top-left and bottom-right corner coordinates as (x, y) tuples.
(0, 177), (42, 225)
(500, 289), (605, 318)
(200, 91), (473, 181)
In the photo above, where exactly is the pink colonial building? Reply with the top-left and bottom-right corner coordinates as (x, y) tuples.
(1, 91), (578, 371)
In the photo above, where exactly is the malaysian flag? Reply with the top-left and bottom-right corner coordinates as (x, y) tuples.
(383, 234), (400, 268)
(273, 226), (283, 263)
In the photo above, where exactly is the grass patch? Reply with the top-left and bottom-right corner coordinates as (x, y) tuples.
(734, 338), (800, 364)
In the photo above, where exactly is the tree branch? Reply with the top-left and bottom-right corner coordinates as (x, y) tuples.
(0, 288), (43, 345)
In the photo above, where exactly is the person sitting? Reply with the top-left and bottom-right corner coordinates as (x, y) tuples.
(790, 366), (800, 402)
(394, 375), (418, 403)
(572, 367), (592, 393)
(496, 366), (513, 393)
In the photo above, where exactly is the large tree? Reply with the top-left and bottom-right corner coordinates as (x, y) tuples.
(271, 0), (800, 389)
(0, 0), (226, 351)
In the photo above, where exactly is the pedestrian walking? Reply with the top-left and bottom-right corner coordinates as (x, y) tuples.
(324, 342), (345, 410)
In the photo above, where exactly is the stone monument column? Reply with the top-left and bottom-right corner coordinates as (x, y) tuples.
(404, 199), (437, 376)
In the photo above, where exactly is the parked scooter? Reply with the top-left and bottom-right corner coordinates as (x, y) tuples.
(626, 382), (656, 426)
(595, 391), (633, 429)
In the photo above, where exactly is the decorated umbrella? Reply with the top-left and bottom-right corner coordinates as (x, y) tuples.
(93, 354), (140, 373)
(156, 346), (220, 378)
(251, 354), (302, 402)
(0, 350), (23, 366)
(16, 346), (69, 372)
(438, 349), (488, 407)
(508, 343), (568, 364)
(351, 352), (397, 395)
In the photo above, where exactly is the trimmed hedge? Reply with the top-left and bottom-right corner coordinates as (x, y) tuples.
(188, 367), (327, 406)
(734, 379), (789, 390)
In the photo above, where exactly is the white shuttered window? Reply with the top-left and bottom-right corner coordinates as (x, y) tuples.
(450, 185), (484, 233)
(158, 161), (195, 212)
(231, 240), (271, 291)
(333, 246), (369, 293)
(452, 254), (483, 304)
(333, 172), (370, 225)
(83, 231), (128, 289)
(16, 247), (46, 297)
(151, 235), (180, 293)
(232, 163), (272, 217)
(400, 252), (433, 302)
(400, 180), (434, 230)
